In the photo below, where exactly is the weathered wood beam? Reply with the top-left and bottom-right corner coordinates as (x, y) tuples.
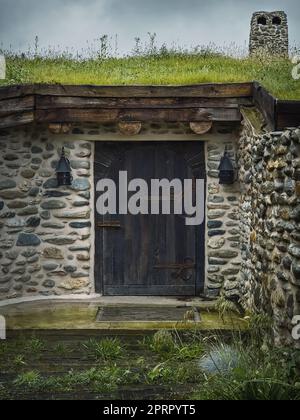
(35, 108), (241, 123)
(0, 85), (33, 100)
(35, 95), (252, 109)
(253, 81), (276, 130)
(276, 100), (300, 130)
(0, 112), (34, 129)
(53, 125), (239, 142)
(0, 82), (253, 99)
(0, 96), (34, 116)
(33, 83), (253, 98)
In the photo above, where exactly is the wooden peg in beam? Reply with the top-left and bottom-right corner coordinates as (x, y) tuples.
(118, 121), (142, 136)
(190, 121), (213, 135)
(48, 123), (71, 134)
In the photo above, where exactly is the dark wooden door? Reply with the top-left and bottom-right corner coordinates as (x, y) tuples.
(94, 142), (205, 296)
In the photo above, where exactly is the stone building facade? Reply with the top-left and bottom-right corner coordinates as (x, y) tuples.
(0, 126), (94, 299)
(0, 122), (241, 301)
(238, 117), (300, 348)
(249, 11), (289, 57)
(205, 134), (241, 298)
(0, 118), (299, 347)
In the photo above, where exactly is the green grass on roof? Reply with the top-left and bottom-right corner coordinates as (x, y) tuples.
(1, 53), (299, 100)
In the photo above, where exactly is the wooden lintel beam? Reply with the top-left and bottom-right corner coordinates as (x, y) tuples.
(35, 95), (252, 110)
(0, 96), (35, 117)
(0, 112), (35, 129)
(0, 82), (253, 99)
(35, 108), (241, 123)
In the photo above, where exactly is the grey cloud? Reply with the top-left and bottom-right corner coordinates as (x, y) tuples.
(0, 0), (299, 54)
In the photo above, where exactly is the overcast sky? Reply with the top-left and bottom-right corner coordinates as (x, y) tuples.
(0, 0), (299, 55)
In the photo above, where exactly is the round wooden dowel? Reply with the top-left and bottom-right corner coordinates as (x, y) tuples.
(48, 123), (71, 134)
(118, 122), (142, 136)
(190, 121), (213, 135)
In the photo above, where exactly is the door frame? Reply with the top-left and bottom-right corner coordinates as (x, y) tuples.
(94, 141), (206, 296)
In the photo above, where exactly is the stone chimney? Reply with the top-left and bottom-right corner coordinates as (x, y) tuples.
(249, 11), (289, 57)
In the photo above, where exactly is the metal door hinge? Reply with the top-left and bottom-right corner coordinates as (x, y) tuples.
(97, 221), (121, 229)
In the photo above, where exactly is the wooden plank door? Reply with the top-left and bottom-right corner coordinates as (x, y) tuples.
(94, 142), (206, 296)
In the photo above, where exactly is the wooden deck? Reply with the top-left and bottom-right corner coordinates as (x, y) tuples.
(0, 330), (195, 400)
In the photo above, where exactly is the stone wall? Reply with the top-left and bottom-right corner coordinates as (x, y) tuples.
(238, 119), (300, 348)
(0, 121), (242, 301)
(205, 138), (242, 298)
(0, 125), (94, 300)
(249, 11), (288, 57)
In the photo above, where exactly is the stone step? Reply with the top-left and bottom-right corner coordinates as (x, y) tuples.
(3, 304), (246, 332)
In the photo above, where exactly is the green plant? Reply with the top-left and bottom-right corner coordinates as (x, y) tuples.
(14, 371), (41, 389)
(150, 330), (176, 354)
(13, 365), (138, 394)
(53, 343), (72, 356)
(24, 338), (45, 354)
(0, 342), (9, 357)
(199, 343), (240, 375)
(54, 366), (137, 393)
(82, 338), (124, 361)
(175, 342), (205, 361)
(147, 361), (197, 385)
(13, 355), (27, 367)
(84, 366), (137, 393)
(195, 336), (300, 400)
(1, 41), (299, 99)
(144, 330), (204, 362)
(247, 313), (273, 348)
(216, 295), (242, 320)
(0, 384), (10, 400)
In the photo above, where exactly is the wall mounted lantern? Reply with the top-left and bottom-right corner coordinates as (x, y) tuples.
(218, 147), (236, 185)
(56, 147), (73, 187)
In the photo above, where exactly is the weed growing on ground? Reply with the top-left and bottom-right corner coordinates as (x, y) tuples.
(13, 366), (140, 394)
(192, 313), (300, 400)
(82, 338), (124, 361)
(23, 337), (45, 354)
(142, 330), (205, 362)
(1, 323), (299, 400)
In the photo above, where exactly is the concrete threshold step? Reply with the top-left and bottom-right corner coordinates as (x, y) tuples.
(2, 301), (247, 331)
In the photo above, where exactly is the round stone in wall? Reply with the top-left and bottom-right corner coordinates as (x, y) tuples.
(21, 169), (35, 179)
(71, 178), (91, 191)
(0, 180), (16, 190)
(16, 233), (41, 247)
(42, 280), (55, 288)
(41, 200), (66, 210)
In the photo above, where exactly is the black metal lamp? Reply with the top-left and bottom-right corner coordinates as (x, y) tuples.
(56, 147), (72, 187)
(218, 147), (236, 185)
